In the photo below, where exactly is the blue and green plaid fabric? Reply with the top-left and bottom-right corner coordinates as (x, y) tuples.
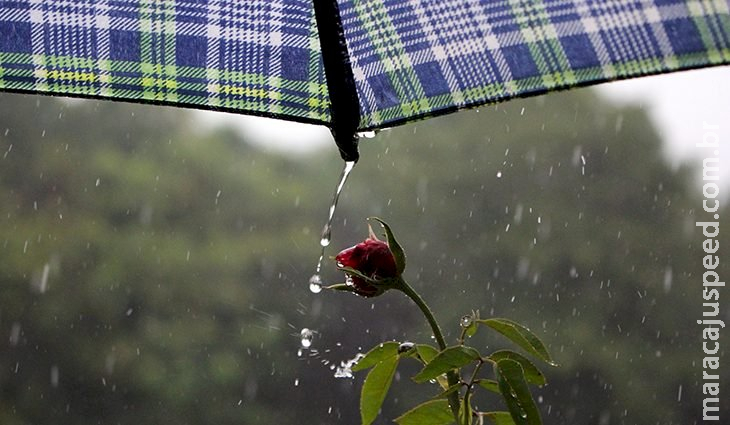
(1, 0), (729, 132)
(341, 0), (730, 129)
(0, 0), (330, 124)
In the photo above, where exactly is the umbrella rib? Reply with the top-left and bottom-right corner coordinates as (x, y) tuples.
(313, 0), (362, 162)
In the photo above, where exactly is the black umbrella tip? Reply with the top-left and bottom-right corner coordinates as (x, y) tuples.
(335, 132), (359, 163)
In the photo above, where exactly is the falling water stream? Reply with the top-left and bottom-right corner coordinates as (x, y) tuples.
(309, 160), (357, 293)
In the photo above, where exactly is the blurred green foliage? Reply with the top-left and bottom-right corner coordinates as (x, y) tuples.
(0, 89), (726, 424)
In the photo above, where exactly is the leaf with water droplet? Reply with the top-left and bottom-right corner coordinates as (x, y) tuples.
(496, 359), (541, 425)
(361, 353), (399, 425)
(477, 319), (557, 366)
(460, 311), (479, 338)
(351, 341), (399, 372)
(413, 346), (480, 383)
(488, 350), (546, 386)
(394, 399), (454, 425)
(368, 217), (406, 275)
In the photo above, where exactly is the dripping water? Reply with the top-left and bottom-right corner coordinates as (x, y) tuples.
(309, 160), (357, 293)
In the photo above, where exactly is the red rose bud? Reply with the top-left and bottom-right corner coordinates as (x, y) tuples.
(335, 238), (398, 297)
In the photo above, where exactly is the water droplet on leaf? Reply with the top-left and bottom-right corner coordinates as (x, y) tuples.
(397, 342), (415, 354)
(460, 315), (473, 328)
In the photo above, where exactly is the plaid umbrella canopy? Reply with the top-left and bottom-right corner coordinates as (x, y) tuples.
(1, 0), (729, 160)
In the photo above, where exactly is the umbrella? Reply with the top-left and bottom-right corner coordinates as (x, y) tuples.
(1, 0), (728, 161)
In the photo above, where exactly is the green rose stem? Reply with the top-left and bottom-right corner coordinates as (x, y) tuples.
(394, 277), (462, 422)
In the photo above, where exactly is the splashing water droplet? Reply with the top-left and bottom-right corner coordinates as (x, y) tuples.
(334, 353), (365, 379)
(300, 328), (314, 349)
(309, 274), (323, 294)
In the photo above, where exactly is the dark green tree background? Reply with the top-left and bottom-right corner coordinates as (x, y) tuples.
(0, 89), (726, 424)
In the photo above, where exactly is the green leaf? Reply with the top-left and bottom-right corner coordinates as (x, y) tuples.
(460, 389), (473, 425)
(488, 350), (546, 386)
(496, 359), (542, 425)
(433, 383), (462, 400)
(352, 341), (399, 372)
(394, 399), (455, 425)
(464, 321), (478, 338)
(413, 346), (481, 383)
(369, 217), (406, 275)
(478, 319), (557, 366)
(416, 344), (440, 365)
(477, 379), (500, 394)
(479, 411), (517, 425)
(360, 354), (399, 425)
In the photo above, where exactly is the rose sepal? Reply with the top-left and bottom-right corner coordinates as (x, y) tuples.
(336, 265), (405, 295)
(368, 217), (406, 275)
(324, 283), (359, 293)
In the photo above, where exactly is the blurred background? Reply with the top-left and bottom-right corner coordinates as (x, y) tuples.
(1, 67), (728, 424)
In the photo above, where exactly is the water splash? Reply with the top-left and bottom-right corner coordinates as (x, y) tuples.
(334, 353), (365, 379)
(309, 161), (356, 292)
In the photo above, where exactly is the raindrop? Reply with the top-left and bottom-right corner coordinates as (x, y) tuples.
(95, 178), (101, 187)
(334, 353), (365, 378)
(459, 315), (473, 328)
(9, 322), (21, 346)
(300, 328), (314, 349)
(294, 378), (299, 386)
(569, 267), (579, 278)
(663, 267), (673, 293)
(50, 365), (59, 387)
(34, 263), (50, 293)
(2, 143), (12, 159)
(496, 171), (502, 178)
(309, 274), (323, 294)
